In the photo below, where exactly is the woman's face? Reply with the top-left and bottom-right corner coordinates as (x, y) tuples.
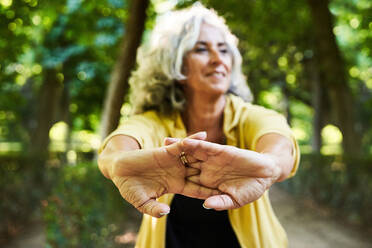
(182, 22), (232, 97)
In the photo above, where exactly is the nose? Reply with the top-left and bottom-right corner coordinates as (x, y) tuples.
(209, 49), (223, 65)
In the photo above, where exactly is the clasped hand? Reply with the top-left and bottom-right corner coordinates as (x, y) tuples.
(105, 131), (284, 218)
(165, 132), (282, 211)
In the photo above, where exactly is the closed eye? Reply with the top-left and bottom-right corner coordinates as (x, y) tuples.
(220, 49), (229, 54)
(195, 47), (207, 53)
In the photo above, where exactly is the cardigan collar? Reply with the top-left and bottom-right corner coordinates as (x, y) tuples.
(162, 94), (246, 147)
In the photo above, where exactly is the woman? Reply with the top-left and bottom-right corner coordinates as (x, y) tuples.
(98, 3), (299, 248)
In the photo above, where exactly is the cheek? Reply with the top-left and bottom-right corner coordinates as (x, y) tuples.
(225, 57), (233, 72)
(187, 63), (203, 78)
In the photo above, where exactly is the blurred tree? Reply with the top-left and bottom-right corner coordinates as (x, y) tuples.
(99, 0), (150, 140)
(0, 0), (371, 155)
(307, 0), (360, 156)
(0, 0), (129, 154)
(187, 0), (371, 155)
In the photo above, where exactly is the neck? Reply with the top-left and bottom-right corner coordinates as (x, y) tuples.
(182, 92), (226, 134)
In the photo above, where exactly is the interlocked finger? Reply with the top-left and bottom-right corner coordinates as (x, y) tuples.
(185, 167), (200, 177)
(187, 175), (201, 184)
(181, 180), (221, 200)
(182, 138), (224, 161)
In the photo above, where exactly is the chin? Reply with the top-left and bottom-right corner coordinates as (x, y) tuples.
(205, 84), (230, 96)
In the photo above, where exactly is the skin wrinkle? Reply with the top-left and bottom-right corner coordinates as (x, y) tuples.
(259, 154), (281, 180)
(191, 143), (230, 187)
(189, 180), (220, 198)
(246, 178), (267, 199)
(110, 152), (124, 179)
(115, 177), (147, 209)
(217, 145), (238, 183)
(218, 192), (240, 210)
(137, 195), (155, 212)
(152, 149), (173, 192)
(203, 145), (237, 187)
(136, 178), (166, 209)
(218, 181), (241, 207)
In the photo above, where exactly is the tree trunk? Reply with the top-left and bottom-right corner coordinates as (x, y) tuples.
(282, 83), (292, 126)
(307, 0), (360, 156)
(99, 0), (149, 140)
(303, 57), (323, 153)
(29, 69), (63, 159)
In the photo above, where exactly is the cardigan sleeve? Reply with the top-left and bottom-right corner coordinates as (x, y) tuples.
(98, 111), (168, 153)
(241, 104), (300, 178)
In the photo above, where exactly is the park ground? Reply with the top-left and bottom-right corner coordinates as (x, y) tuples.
(5, 185), (372, 248)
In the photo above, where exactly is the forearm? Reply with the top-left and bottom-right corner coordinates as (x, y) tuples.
(255, 133), (295, 182)
(97, 135), (141, 179)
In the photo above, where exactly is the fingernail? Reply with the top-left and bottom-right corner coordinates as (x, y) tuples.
(159, 211), (170, 216)
(202, 203), (212, 210)
(166, 137), (179, 142)
(183, 138), (198, 145)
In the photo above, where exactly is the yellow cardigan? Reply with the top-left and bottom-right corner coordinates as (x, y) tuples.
(100, 94), (300, 248)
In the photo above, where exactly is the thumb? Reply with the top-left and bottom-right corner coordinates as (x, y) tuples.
(137, 198), (171, 218)
(113, 177), (170, 218)
(203, 194), (240, 211)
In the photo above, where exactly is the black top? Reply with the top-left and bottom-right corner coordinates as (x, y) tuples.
(166, 194), (241, 248)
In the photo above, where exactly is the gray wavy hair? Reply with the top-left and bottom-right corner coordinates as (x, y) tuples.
(129, 2), (253, 114)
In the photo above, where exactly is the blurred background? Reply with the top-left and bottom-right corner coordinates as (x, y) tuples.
(0, 0), (371, 247)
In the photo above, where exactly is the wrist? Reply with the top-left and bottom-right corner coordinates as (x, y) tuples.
(261, 153), (282, 183)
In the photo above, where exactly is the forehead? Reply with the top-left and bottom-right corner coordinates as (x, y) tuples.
(197, 22), (226, 43)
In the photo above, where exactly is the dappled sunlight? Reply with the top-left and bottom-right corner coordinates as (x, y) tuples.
(322, 124), (343, 144)
(49, 121), (68, 152)
(49, 121), (68, 141)
(290, 101), (313, 150)
(259, 86), (285, 112)
(153, 0), (177, 13)
(292, 126), (308, 141)
(277, 56), (288, 68)
(321, 124), (343, 155)
(0, 0), (12, 8)
(49, 121), (100, 153)
(0, 142), (22, 153)
(286, 73), (296, 86)
(67, 150), (77, 164)
(72, 130), (101, 151)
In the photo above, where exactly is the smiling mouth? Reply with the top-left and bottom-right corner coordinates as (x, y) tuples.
(206, 71), (225, 77)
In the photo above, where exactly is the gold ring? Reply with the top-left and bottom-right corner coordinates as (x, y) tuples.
(179, 151), (189, 167)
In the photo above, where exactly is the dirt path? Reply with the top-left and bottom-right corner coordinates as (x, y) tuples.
(5, 186), (372, 247)
(4, 221), (45, 248)
(270, 186), (372, 248)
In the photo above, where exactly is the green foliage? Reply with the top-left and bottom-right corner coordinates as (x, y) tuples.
(330, 0), (372, 150)
(43, 162), (130, 248)
(0, 155), (130, 246)
(0, 0), (128, 146)
(279, 154), (372, 228)
(0, 154), (54, 243)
